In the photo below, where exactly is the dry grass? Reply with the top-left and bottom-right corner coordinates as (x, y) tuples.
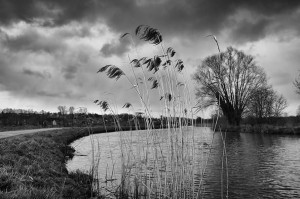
(0, 127), (119, 199)
(91, 25), (227, 198)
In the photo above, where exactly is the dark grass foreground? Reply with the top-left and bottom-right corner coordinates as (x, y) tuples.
(0, 126), (122, 199)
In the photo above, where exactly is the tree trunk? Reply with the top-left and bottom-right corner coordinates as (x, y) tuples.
(223, 108), (241, 126)
(218, 96), (242, 126)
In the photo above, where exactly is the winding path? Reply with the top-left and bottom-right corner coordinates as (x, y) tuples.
(0, 128), (63, 139)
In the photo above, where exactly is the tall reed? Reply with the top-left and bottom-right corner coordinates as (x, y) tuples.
(90, 25), (227, 198)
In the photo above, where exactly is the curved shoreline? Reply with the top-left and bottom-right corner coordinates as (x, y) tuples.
(2, 125), (299, 198)
(0, 126), (124, 198)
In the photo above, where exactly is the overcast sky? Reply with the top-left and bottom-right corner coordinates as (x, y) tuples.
(0, 0), (300, 117)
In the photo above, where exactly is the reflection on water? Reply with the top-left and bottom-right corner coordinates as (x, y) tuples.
(67, 127), (300, 198)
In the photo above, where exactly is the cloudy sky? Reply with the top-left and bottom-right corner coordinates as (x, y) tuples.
(0, 0), (300, 117)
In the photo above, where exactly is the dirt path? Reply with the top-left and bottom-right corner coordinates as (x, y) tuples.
(0, 128), (63, 139)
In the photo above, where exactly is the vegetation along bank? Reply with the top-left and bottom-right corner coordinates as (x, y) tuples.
(0, 126), (125, 199)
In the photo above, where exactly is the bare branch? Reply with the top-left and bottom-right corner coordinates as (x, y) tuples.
(193, 47), (266, 125)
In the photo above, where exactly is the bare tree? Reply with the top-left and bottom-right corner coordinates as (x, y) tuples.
(78, 107), (87, 114)
(68, 106), (75, 126)
(247, 85), (274, 119)
(296, 105), (300, 116)
(69, 106), (75, 115)
(272, 94), (287, 117)
(193, 47), (266, 126)
(247, 86), (287, 118)
(294, 74), (300, 95)
(57, 106), (67, 115)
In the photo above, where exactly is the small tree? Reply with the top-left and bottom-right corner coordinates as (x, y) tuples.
(272, 94), (287, 117)
(294, 73), (300, 95)
(57, 106), (67, 115)
(69, 106), (75, 126)
(247, 85), (274, 119)
(193, 47), (267, 126)
(78, 107), (87, 114)
(69, 106), (75, 115)
(296, 105), (300, 116)
(247, 86), (287, 118)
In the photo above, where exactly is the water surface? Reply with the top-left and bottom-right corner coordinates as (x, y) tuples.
(67, 127), (300, 198)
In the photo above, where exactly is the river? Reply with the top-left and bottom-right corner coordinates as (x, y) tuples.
(67, 127), (300, 198)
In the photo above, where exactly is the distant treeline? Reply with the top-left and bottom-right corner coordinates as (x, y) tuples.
(0, 108), (195, 129)
(243, 116), (300, 126)
(205, 115), (300, 127)
(2, 108), (298, 131)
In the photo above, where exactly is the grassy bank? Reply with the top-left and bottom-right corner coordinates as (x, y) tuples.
(0, 126), (129, 199)
(0, 125), (42, 132)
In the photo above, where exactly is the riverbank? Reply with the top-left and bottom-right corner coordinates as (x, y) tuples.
(219, 124), (300, 135)
(0, 126), (127, 199)
(0, 125), (43, 132)
(0, 128), (63, 139)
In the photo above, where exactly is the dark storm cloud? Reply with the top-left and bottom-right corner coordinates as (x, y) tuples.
(100, 38), (131, 57)
(36, 90), (84, 99)
(62, 65), (78, 80)
(36, 90), (60, 98)
(53, 25), (94, 38)
(2, 29), (66, 53)
(0, 0), (97, 26)
(1, 0), (300, 43)
(230, 19), (270, 44)
(23, 68), (51, 79)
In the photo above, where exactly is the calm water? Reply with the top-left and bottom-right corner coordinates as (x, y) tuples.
(67, 127), (300, 198)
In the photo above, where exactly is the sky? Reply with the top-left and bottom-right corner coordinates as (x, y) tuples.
(0, 0), (300, 117)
